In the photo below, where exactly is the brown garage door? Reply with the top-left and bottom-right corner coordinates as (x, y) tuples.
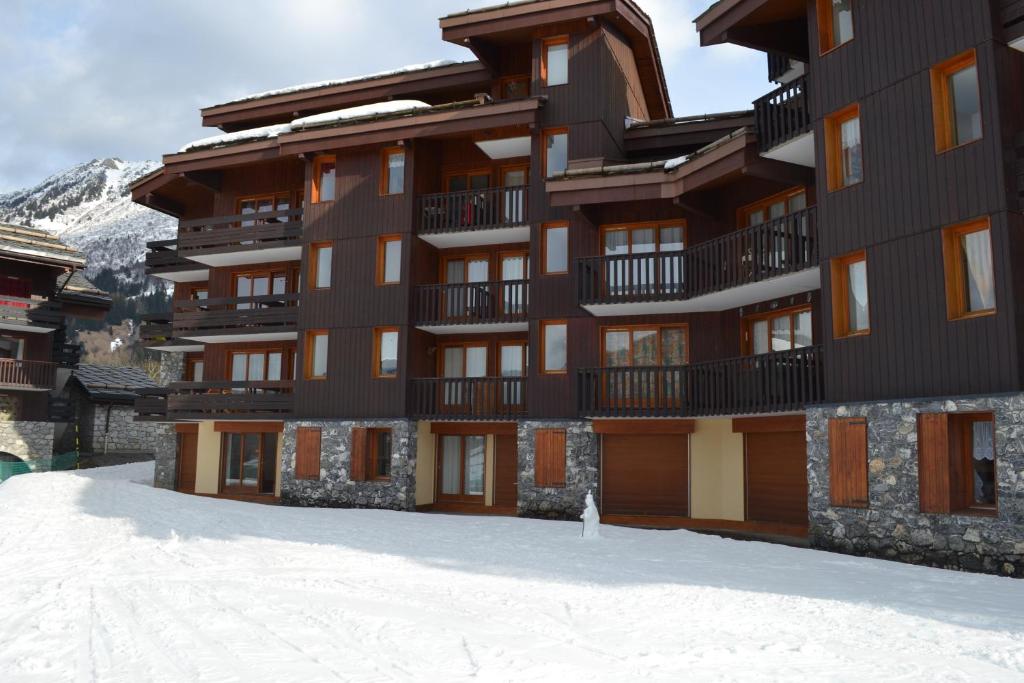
(745, 431), (807, 526)
(602, 434), (688, 516)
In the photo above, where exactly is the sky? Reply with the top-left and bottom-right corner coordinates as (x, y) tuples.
(0, 0), (766, 194)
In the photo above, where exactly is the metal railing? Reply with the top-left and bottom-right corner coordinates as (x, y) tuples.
(409, 377), (527, 419)
(414, 280), (528, 326)
(754, 74), (810, 152)
(419, 186), (528, 234)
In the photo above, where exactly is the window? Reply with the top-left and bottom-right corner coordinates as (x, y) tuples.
(931, 50), (982, 152)
(231, 350), (286, 382)
(221, 431), (278, 494)
(187, 359), (204, 383)
(381, 147), (405, 195)
(602, 325), (688, 367)
(310, 242), (333, 290)
(535, 429), (566, 487)
(738, 187), (807, 227)
(305, 330), (329, 380)
(601, 222), (686, 255)
(376, 235), (402, 285)
(816, 0), (853, 54)
(601, 221), (686, 296)
(542, 36), (569, 86)
(942, 217), (995, 320)
(237, 192), (297, 225)
(370, 429), (392, 480)
(543, 128), (568, 177)
(541, 320), (567, 374)
(542, 222), (568, 274)
(919, 412), (996, 514)
(232, 269), (289, 310)
(294, 426), (321, 481)
(830, 251), (869, 338)
(438, 435), (486, 499)
(349, 427), (392, 482)
(500, 75), (530, 99)
(374, 327), (399, 378)
(828, 417), (868, 508)
(825, 104), (862, 191)
(744, 307), (813, 355)
(312, 155), (336, 203)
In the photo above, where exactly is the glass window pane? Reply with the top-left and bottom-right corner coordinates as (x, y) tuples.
(441, 436), (461, 495)
(443, 347), (464, 378)
(603, 230), (628, 255)
(315, 246), (332, 289)
(384, 239), (401, 283)
(239, 200), (256, 227)
(467, 259), (489, 283)
(260, 433), (277, 494)
(632, 329), (658, 366)
(501, 345), (524, 376)
(387, 151), (405, 194)
(252, 276), (269, 299)
(318, 161), (335, 202)
(231, 354), (247, 382)
(379, 331), (398, 377)
(961, 228), (995, 312)
(192, 361), (204, 383)
(747, 209), (765, 227)
(375, 431), (392, 479)
(661, 328), (687, 366)
(465, 347), (487, 378)
(659, 226), (685, 252)
(312, 334), (329, 377)
(832, 0), (854, 45)
(769, 201), (787, 220)
(847, 259), (870, 332)
(242, 433), (260, 487)
(544, 323), (567, 372)
(248, 353), (265, 381)
(631, 228), (656, 254)
(971, 420), (995, 505)
(546, 132), (568, 177)
(224, 434), (241, 486)
(771, 316), (792, 352)
(545, 42), (569, 86)
(235, 275), (252, 298)
(840, 116), (862, 186)
(950, 65), (981, 146)
(789, 192), (807, 212)
(272, 274), (287, 295)
(794, 311), (813, 348)
(604, 331), (630, 367)
(752, 320), (770, 355)
(464, 436), (485, 495)
(545, 226), (568, 272)
(267, 352), (282, 381)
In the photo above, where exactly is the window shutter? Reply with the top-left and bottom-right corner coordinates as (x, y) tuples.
(918, 413), (951, 513)
(350, 427), (368, 482)
(535, 429), (566, 487)
(294, 427), (321, 481)
(828, 418), (868, 507)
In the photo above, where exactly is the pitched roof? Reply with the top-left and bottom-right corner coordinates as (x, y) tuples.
(0, 222), (86, 267)
(72, 364), (161, 403)
(55, 270), (112, 307)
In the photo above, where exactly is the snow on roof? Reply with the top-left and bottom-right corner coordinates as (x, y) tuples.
(212, 59), (463, 108)
(291, 100), (431, 130)
(664, 154), (692, 171)
(178, 123), (293, 154)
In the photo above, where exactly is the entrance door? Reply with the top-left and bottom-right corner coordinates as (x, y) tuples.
(494, 434), (518, 509)
(745, 431), (808, 526)
(602, 434), (689, 516)
(176, 431), (198, 493)
(437, 434), (486, 502)
(221, 432), (278, 495)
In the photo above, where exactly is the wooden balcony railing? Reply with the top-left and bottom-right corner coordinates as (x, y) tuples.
(0, 296), (63, 330)
(578, 346), (824, 418)
(178, 208), (303, 255)
(414, 280), (528, 326)
(409, 377), (527, 420)
(140, 313), (172, 342)
(172, 293), (299, 336)
(145, 239), (196, 273)
(135, 388), (169, 421)
(0, 359), (57, 390)
(577, 207), (817, 306)
(754, 74), (810, 152)
(419, 186), (528, 235)
(166, 380), (294, 419)
(767, 51), (791, 83)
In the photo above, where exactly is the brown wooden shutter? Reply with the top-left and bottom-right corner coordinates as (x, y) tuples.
(534, 429), (566, 487)
(294, 427), (321, 480)
(350, 427), (368, 482)
(917, 413), (951, 513)
(828, 418), (868, 508)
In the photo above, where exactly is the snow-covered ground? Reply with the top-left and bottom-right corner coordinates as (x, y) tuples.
(1, 464), (1022, 682)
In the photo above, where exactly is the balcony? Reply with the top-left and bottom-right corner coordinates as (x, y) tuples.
(0, 296), (63, 334)
(418, 186), (529, 248)
(754, 75), (812, 166)
(140, 313), (172, 344)
(135, 388), (169, 422)
(145, 239), (208, 283)
(166, 381), (294, 419)
(1002, 0), (1024, 48)
(409, 377), (527, 420)
(768, 51), (805, 85)
(413, 280), (528, 333)
(577, 207), (818, 315)
(178, 208), (304, 267)
(578, 346), (824, 418)
(172, 294), (299, 343)
(0, 359), (57, 391)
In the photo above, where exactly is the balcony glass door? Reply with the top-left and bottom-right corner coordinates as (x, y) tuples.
(500, 342), (526, 407)
(438, 434), (486, 501)
(500, 252), (527, 315)
(602, 223), (686, 298)
(602, 327), (687, 407)
(447, 172), (491, 228)
(222, 432), (278, 495)
(445, 257), (490, 320)
(442, 344), (486, 408)
(501, 166), (527, 224)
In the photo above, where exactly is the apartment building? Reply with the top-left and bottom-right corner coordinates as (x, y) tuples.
(135, 0), (1024, 576)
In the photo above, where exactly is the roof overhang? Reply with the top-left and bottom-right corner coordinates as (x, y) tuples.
(694, 0), (808, 59)
(441, 0), (671, 119)
(624, 110), (755, 158)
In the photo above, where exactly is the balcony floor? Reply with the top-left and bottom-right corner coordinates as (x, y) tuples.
(0, 321), (57, 334)
(151, 268), (210, 283)
(583, 267), (820, 317)
(178, 331), (298, 344)
(418, 224), (530, 249)
(762, 130), (814, 167)
(415, 322), (529, 335)
(186, 245), (302, 268)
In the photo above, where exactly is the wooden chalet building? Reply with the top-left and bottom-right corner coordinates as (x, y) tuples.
(134, 0), (1024, 576)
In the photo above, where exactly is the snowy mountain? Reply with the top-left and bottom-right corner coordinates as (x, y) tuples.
(0, 158), (176, 285)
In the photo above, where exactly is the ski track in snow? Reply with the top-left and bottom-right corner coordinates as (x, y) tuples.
(0, 463), (1022, 682)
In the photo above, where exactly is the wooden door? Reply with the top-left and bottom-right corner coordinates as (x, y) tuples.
(177, 432), (198, 494)
(602, 434), (688, 516)
(745, 431), (808, 525)
(494, 434), (518, 509)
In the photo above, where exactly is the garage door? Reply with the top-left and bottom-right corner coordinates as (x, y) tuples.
(602, 434), (688, 516)
(745, 431), (807, 526)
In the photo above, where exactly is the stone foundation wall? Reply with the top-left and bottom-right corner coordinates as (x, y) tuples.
(158, 353), (185, 385)
(517, 420), (598, 520)
(807, 395), (1024, 578)
(83, 404), (165, 454)
(280, 419), (416, 511)
(0, 421), (55, 459)
(152, 426), (178, 490)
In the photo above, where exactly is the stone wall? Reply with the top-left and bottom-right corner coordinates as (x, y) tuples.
(807, 395), (1024, 578)
(517, 420), (599, 520)
(280, 419), (416, 511)
(0, 421), (55, 459)
(158, 353), (185, 385)
(152, 425), (177, 490)
(81, 403), (166, 454)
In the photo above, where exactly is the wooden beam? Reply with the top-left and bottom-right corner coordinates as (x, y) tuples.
(214, 421), (285, 433)
(430, 422), (518, 435)
(144, 193), (184, 218)
(592, 419), (695, 435)
(732, 415), (806, 433)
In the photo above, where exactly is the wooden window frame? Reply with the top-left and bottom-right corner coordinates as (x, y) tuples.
(311, 155), (336, 204)
(441, 253), (491, 283)
(235, 191), (298, 225)
(541, 36), (570, 87)
(816, 0), (854, 55)
(742, 305), (813, 355)
(304, 330), (329, 381)
(534, 428), (567, 487)
(540, 319), (568, 375)
(599, 220), (688, 254)
(919, 412), (997, 516)
(309, 241), (333, 290)
(930, 49), (981, 154)
(600, 324), (690, 366)
(376, 235), (402, 286)
(436, 340), (490, 377)
(228, 346), (293, 382)
(830, 250), (870, 339)
(435, 434), (488, 502)
(444, 168), (492, 192)
(942, 217), (996, 321)
(824, 103), (862, 192)
(380, 146), (406, 196)
(218, 431), (279, 495)
(368, 428), (393, 482)
(373, 327), (400, 380)
(736, 187), (807, 229)
(542, 127), (569, 179)
(542, 221), (569, 275)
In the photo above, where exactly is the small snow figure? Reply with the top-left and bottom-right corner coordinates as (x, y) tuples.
(580, 489), (600, 539)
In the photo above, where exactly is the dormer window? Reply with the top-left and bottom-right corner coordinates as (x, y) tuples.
(542, 36), (569, 86)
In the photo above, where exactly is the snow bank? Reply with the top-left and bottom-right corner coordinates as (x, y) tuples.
(291, 100), (431, 129)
